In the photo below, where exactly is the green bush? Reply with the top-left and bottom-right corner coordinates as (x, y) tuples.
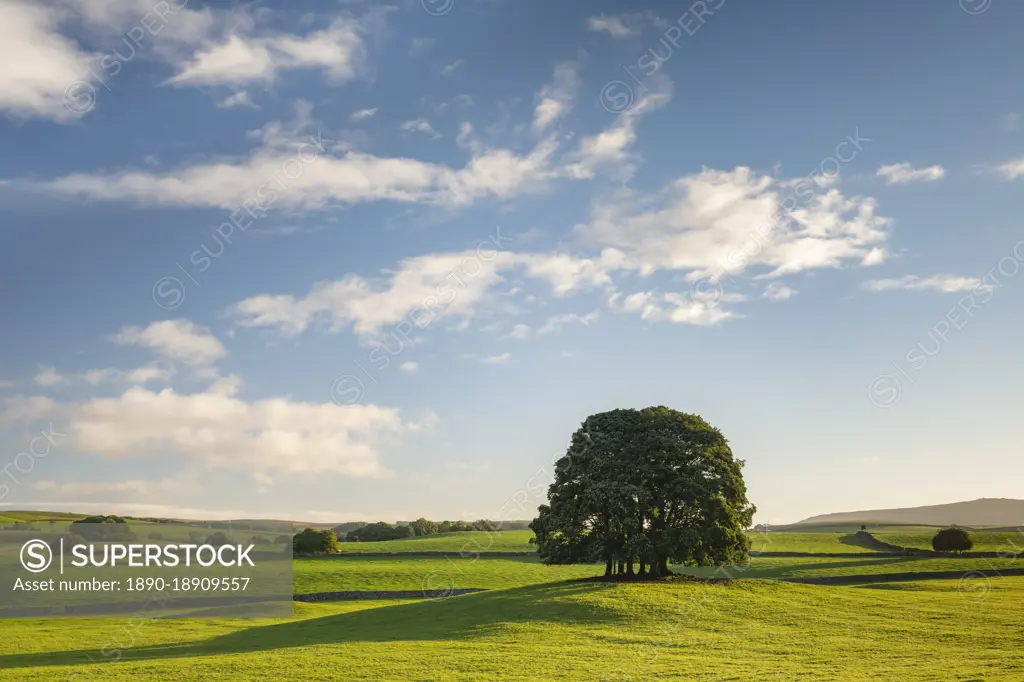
(932, 527), (973, 553)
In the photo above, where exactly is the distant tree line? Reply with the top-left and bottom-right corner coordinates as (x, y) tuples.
(334, 518), (502, 542)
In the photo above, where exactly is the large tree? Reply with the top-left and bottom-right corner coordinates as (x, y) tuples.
(531, 407), (755, 578)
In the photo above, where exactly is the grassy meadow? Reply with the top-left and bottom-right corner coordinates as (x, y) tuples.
(2, 522), (1022, 679)
(2, 577), (1023, 680)
(874, 531), (1024, 554)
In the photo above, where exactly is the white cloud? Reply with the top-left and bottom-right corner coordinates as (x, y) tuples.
(579, 165), (891, 282)
(227, 250), (617, 340)
(610, 291), (734, 326)
(994, 157), (1024, 181)
(400, 118), (440, 138)
(564, 79), (671, 180)
(440, 58), (463, 76)
(350, 107), (378, 121)
(0, 1), (99, 121)
(81, 363), (175, 386)
(586, 14), (643, 38)
(860, 275), (986, 294)
(0, 395), (58, 426)
(537, 310), (599, 335)
(24, 384), (407, 476)
(506, 324), (531, 340)
(32, 478), (182, 496)
(533, 62), (580, 134)
(166, 18), (365, 87)
(876, 163), (946, 185)
(34, 366), (67, 387)
(217, 91), (258, 109)
(399, 361), (419, 373)
(480, 352), (512, 364)
(39, 114), (563, 209)
(114, 319), (226, 366)
(762, 283), (796, 301)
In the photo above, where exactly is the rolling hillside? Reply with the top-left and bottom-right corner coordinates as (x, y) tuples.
(797, 498), (1024, 527)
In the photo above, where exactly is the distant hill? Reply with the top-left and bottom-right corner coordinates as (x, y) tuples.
(797, 498), (1024, 527)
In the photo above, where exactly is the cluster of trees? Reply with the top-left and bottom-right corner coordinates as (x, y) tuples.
(406, 518), (500, 536)
(293, 528), (341, 554)
(932, 527), (973, 553)
(531, 407), (756, 578)
(333, 519), (502, 542)
(70, 515), (137, 541)
(344, 522), (414, 542)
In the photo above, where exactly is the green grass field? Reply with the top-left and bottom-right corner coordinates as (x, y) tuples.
(746, 532), (878, 553)
(335, 529), (536, 553)
(294, 555), (604, 593)
(875, 531), (1024, 554)
(2, 577), (1023, 680)
(675, 554), (1023, 580)
(3, 518), (1023, 679)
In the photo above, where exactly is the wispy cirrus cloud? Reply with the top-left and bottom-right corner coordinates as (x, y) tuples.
(860, 274), (987, 293)
(875, 162), (945, 185)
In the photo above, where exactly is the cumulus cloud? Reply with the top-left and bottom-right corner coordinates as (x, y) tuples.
(876, 163), (945, 185)
(579, 165), (892, 282)
(586, 14), (645, 39)
(860, 274), (986, 293)
(399, 361), (419, 373)
(227, 249), (619, 339)
(762, 283), (796, 301)
(34, 365), (68, 387)
(165, 18), (365, 87)
(114, 319), (226, 367)
(17, 384), (406, 476)
(0, 1), (98, 121)
(993, 157), (1024, 181)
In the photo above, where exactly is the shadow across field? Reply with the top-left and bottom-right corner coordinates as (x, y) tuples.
(837, 533), (882, 551)
(0, 582), (621, 672)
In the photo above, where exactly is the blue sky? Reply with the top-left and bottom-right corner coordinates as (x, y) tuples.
(1, 0), (1023, 525)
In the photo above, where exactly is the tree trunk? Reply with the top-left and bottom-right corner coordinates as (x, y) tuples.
(626, 557), (635, 577)
(617, 559), (625, 576)
(658, 557), (669, 576)
(638, 560), (647, 577)
(604, 559), (613, 577)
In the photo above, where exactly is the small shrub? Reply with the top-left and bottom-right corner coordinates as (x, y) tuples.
(932, 527), (973, 553)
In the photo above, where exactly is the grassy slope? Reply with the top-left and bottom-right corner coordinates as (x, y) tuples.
(294, 554), (1024, 593)
(746, 532), (877, 553)
(338, 529), (900, 555)
(2, 578), (1023, 680)
(294, 556), (603, 593)
(875, 531), (1024, 553)
(676, 554), (1023, 580)
(335, 530), (535, 553)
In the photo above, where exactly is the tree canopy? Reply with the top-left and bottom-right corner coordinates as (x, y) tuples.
(932, 527), (973, 553)
(292, 528), (340, 554)
(530, 407), (755, 578)
(344, 522), (413, 542)
(69, 515), (137, 542)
